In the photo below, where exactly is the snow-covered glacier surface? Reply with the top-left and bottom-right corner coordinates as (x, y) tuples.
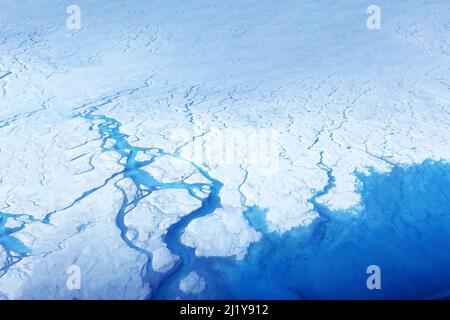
(0, 0), (449, 299)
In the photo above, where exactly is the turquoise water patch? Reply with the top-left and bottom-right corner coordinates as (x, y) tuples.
(172, 160), (450, 299)
(0, 213), (31, 276)
(244, 206), (269, 234)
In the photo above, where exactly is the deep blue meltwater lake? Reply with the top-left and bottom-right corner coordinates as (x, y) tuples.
(169, 160), (450, 299)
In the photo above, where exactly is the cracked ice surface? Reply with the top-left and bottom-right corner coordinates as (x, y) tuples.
(0, 0), (449, 298)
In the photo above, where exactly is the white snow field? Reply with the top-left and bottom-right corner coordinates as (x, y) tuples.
(0, 0), (449, 299)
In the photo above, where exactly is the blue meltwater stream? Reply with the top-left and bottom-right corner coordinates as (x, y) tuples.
(74, 102), (225, 299)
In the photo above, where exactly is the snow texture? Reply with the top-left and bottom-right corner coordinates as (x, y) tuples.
(0, 0), (448, 299)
